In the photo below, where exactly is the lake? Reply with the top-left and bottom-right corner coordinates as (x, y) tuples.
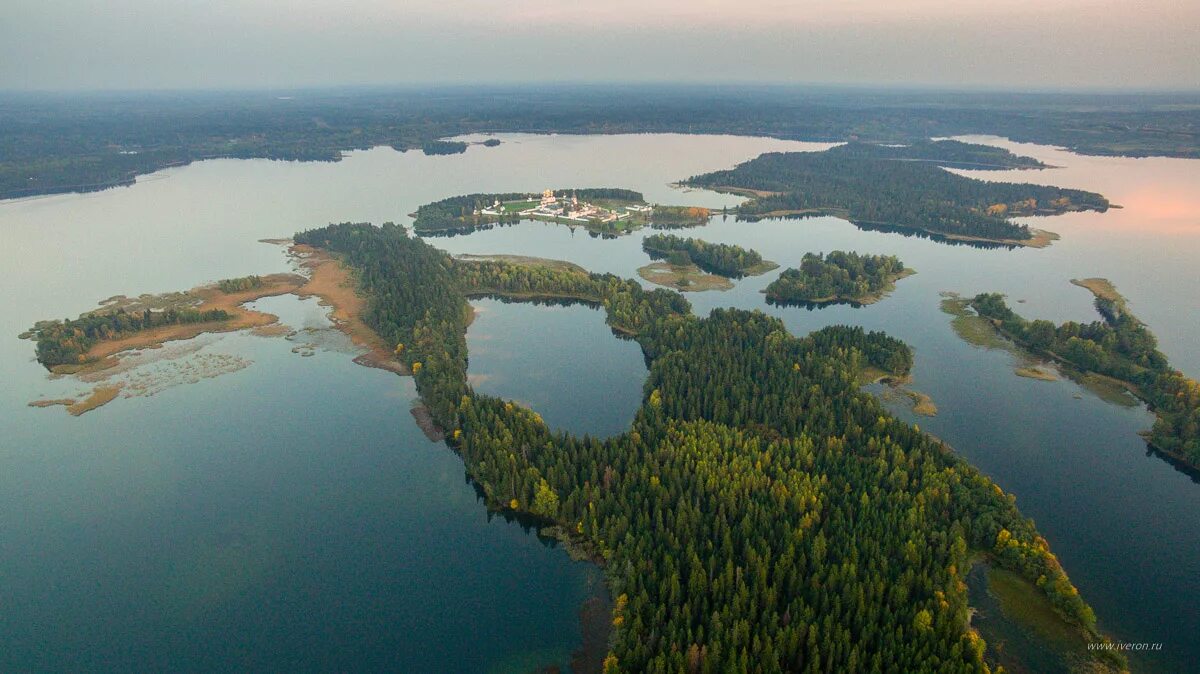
(2, 132), (1198, 671)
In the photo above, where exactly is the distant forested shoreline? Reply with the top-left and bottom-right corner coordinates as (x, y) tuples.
(2, 87), (1198, 199)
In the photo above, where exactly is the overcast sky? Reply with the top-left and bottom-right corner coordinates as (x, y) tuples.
(2, 0), (1198, 91)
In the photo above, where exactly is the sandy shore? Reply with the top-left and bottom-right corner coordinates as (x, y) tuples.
(55, 273), (307, 375)
(637, 261), (734, 292)
(291, 244), (409, 375)
(32, 241), (407, 417)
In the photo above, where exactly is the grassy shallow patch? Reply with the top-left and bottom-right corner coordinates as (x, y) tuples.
(1015, 366), (1058, 381)
(941, 292), (1012, 350)
(979, 564), (1126, 673)
(454, 254), (587, 274)
(637, 261), (734, 292)
(1070, 277), (1124, 306)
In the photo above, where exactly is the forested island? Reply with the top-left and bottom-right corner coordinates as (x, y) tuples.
(638, 235), (775, 291)
(684, 140), (1109, 245)
(641, 234), (776, 278)
(826, 139), (1049, 170)
(970, 283), (1200, 470)
(420, 140), (469, 155)
(766, 251), (913, 306)
(291, 221), (1122, 673)
(4, 87), (1198, 200)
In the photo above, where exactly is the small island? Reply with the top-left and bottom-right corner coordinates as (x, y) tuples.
(683, 140), (1109, 246)
(420, 140), (468, 155)
(638, 235), (775, 292)
(641, 234), (777, 278)
(765, 251), (913, 306)
(969, 281), (1200, 470)
(412, 189), (710, 236)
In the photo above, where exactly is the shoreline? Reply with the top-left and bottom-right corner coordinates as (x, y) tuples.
(291, 243), (410, 376)
(49, 272), (308, 376)
(967, 556), (1126, 673)
(637, 261), (734, 292)
(948, 288), (1200, 473)
(699, 183), (1069, 249)
(29, 241), (410, 416)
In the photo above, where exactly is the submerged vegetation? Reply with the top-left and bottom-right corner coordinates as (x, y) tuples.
(766, 251), (912, 306)
(292, 221), (1114, 672)
(684, 140), (1109, 244)
(636, 261), (734, 292)
(24, 273), (307, 373)
(641, 234), (775, 278)
(970, 284), (1200, 469)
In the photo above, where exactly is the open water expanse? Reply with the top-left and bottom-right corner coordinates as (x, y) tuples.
(2, 132), (1198, 671)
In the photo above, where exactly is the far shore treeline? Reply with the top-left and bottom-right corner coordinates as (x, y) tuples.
(3, 88), (1198, 200)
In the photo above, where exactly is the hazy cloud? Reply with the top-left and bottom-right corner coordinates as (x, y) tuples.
(1, 0), (1197, 90)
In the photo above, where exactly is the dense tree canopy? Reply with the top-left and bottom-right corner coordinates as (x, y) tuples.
(642, 234), (766, 277)
(217, 275), (264, 293)
(420, 140), (468, 155)
(292, 222), (1116, 673)
(765, 252), (909, 305)
(4, 88), (1197, 200)
(685, 141), (1109, 242)
(827, 139), (1047, 170)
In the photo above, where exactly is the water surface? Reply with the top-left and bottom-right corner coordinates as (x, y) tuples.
(0, 134), (821, 672)
(2, 132), (1199, 671)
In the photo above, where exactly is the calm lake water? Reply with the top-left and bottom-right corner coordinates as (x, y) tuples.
(2, 132), (1198, 671)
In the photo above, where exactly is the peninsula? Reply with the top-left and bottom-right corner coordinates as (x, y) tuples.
(970, 282), (1200, 470)
(412, 189), (709, 236)
(23, 242), (405, 415)
(683, 140), (1109, 246)
(288, 221), (1121, 672)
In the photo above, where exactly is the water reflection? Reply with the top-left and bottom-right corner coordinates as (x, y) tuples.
(465, 297), (647, 439)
